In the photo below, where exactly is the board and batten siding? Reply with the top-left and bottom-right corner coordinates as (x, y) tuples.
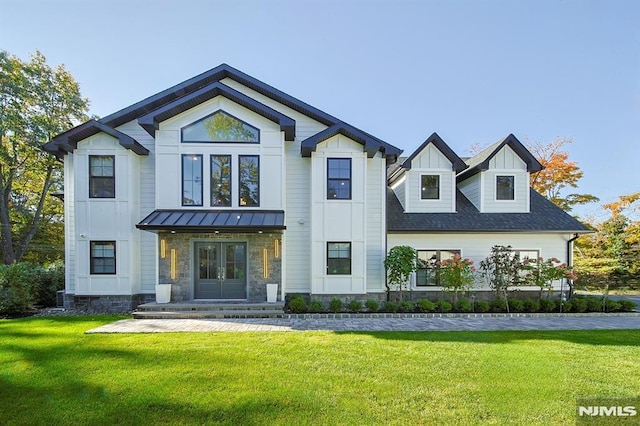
(117, 120), (157, 293)
(366, 154), (387, 292)
(387, 232), (574, 291)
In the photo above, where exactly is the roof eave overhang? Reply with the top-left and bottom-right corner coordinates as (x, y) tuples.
(301, 123), (400, 161)
(387, 229), (594, 234)
(401, 132), (469, 173)
(137, 81), (296, 141)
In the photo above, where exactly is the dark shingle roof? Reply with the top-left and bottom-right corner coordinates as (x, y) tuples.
(387, 188), (592, 233)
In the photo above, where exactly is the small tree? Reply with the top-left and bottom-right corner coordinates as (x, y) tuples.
(384, 246), (416, 301)
(522, 256), (577, 300)
(479, 245), (524, 312)
(438, 254), (476, 303)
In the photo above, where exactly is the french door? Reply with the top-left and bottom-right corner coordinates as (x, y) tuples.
(194, 242), (247, 299)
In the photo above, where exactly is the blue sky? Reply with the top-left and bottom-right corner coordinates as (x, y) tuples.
(2, 0), (638, 220)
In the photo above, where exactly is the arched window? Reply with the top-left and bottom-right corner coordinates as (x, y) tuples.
(181, 110), (259, 143)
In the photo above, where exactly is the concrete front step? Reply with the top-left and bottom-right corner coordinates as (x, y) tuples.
(133, 310), (284, 319)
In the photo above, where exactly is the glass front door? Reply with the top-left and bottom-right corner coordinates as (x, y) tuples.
(194, 242), (247, 299)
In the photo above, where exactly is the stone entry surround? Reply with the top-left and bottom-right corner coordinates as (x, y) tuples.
(159, 232), (282, 303)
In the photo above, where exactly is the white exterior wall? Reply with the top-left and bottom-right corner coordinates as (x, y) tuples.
(390, 176), (407, 210)
(458, 174), (481, 210)
(71, 133), (142, 295)
(310, 135), (384, 294)
(64, 154), (76, 293)
(116, 120), (157, 293)
(404, 144), (456, 213)
(366, 153), (387, 292)
(388, 232), (573, 291)
(155, 97), (284, 210)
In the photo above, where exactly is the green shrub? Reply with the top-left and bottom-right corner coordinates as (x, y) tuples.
(570, 298), (587, 313)
(347, 300), (362, 313)
(585, 296), (603, 312)
(398, 300), (415, 313)
(287, 294), (307, 313)
(329, 299), (343, 313)
(381, 301), (398, 313)
(454, 298), (472, 313)
(365, 299), (379, 313)
(538, 298), (557, 313)
(618, 299), (637, 312)
(490, 298), (507, 313)
(561, 300), (572, 313)
(508, 298), (525, 313)
(416, 299), (435, 313)
(0, 263), (38, 315)
(475, 300), (490, 313)
(523, 298), (540, 313)
(34, 263), (65, 307)
(435, 300), (452, 313)
(603, 299), (620, 313)
(308, 300), (324, 313)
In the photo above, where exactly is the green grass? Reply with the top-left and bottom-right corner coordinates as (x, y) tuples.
(1, 316), (639, 425)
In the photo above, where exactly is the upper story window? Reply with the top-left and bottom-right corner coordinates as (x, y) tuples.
(496, 175), (515, 200)
(327, 158), (351, 200)
(89, 155), (115, 198)
(181, 110), (259, 143)
(421, 175), (440, 200)
(182, 154), (203, 206)
(239, 155), (259, 206)
(211, 155), (231, 207)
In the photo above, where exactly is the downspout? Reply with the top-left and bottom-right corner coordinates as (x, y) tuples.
(564, 233), (580, 302)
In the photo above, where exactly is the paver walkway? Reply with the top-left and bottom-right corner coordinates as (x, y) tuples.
(86, 314), (640, 333)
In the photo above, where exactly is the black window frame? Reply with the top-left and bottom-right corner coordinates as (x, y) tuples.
(416, 249), (461, 286)
(210, 154), (232, 207)
(90, 241), (116, 275)
(327, 242), (352, 275)
(496, 175), (515, 200)
(238, 155), (260, 207)
(181, 110), (260, 144)
(327, 158), (352, 200)
(89, 155), (115, 199)
(420, 174), (440, 200)
(182, 154), (203, 206)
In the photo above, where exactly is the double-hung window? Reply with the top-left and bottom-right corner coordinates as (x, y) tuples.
(416, 250), (460, 286)
(89, 155), (115, 198)
(496, 175), (515, 200)
(421, 175), (440, 200)
(327, 158), (351, 200)
(327, 242), (351, 275)
(90, 241), (116, 274)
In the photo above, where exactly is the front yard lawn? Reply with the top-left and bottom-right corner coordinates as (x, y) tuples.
(1, 316), (639, 425)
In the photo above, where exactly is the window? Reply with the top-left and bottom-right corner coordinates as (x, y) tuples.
(327, 242), (351, 275)
(327, 158), (351, 199)
(182, 154), (203, 206)
(90, 241), (116, 274)
(211, 155), (231, 206)
(421, 175), (440, 200)
(89, 155), (115, 198)
(239, 155), (259, 206)
(181, 110), (259, 143)
(496, 175), (515, 200)
(416, 250), (460, 286)
(512, 249), (539, 261)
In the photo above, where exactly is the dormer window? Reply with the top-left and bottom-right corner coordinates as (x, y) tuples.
(496, 175), (515, 200)
(181, 110), (259, 143)
(421, 175), (440, 200)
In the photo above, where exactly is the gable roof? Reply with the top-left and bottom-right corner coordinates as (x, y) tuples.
(301, 122), (401, 160)
(45, 63), (400, 160)
(43, 119), (149, 158)
(457, 134), (543, 181)
(387, 188), (592, 233)
(137, 81), (296, 140)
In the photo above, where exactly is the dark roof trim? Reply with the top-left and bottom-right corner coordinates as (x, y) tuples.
(43, 120), (149, 157)
(301, 123), (402, 161)
(136, 209), (286, 233)
(100, 63), (339, 129)
(402, 133), (468, 172)
(457, 134), (543, 181)
(137, 81), (296, 141)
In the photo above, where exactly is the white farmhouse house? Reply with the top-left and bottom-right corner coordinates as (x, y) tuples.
(44, 64), (590, 311)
